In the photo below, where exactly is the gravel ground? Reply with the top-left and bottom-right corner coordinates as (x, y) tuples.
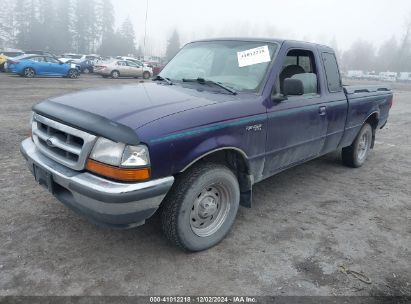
(0, 73), (410, 296)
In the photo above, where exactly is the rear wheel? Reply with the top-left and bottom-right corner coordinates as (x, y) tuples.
(143, 71), (151, 79)
(111, 70), (120, 79)
(23, 67), (35, 78)
(161, 163), (240, 252)
(67, 69), (79, 79)
(342, 123), (373, 168)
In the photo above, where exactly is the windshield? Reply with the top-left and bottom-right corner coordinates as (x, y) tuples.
(160, 40), (278, 93)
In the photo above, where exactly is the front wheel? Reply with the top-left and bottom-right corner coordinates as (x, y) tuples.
(23, 67), (35, 78)
(161, 163), (240, 252)
(342, 123), (373, 168)
(67, 69), (79, 79)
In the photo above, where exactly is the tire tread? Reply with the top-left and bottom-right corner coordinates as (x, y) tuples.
(161, 162), (233, 251)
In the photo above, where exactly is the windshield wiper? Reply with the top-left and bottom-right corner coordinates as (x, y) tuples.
(182, 77), (237, 95)
(153, 75), (173, 85)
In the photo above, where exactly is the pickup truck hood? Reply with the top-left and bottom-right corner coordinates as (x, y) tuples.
(46, 82), (225, 129)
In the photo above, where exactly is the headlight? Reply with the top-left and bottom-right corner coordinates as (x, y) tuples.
(90, 137), (125, 166)
(87, 137), (151, 182)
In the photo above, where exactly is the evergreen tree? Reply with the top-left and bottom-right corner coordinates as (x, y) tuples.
(15, 0), (31, 50)
(97, 0), (115, 56)
(0, 1), (15, 48)
(165, 29), (180, 61)
(73, 0), (96, 53)
(54, 0), (74, 53)
(119, 18), (136, 55)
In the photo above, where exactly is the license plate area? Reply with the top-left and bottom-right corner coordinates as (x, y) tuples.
(33, 164), (54, 193)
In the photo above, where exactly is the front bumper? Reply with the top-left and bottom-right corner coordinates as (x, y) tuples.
(20, 138), (174, 228)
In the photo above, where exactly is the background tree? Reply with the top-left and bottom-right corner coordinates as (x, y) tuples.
(54, 0), (74, 53)
(165, 29), (180, 61)
(341, 40), (376, 71)
(73, 0), (96, 53)
(0, 0), (17, 48)
(119, 18), (136, 55)
(98, 0), (116, 56)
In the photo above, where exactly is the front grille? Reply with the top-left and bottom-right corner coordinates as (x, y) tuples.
(32, 113), (97, 170)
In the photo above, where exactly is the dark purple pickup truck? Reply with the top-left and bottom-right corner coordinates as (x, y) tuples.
(21, 38), (393, 251)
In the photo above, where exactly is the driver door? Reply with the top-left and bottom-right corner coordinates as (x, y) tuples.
(45, 56), (65, 75)
(264, 47), (328, 176)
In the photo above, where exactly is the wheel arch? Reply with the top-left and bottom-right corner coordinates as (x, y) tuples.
(179, 147), (253, 208)
(364, 111), (379, 148)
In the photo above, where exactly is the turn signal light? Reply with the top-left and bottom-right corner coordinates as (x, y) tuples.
(86, 159), (150, 182)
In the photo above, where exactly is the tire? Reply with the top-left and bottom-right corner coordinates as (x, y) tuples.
(67, 69), (79, 79)
(23, 67), (35, 78)
(111, 70), (120, 79)
(161, 162), (240, 252)
(83, 68), (90, 74)
(342, 123), (373, 168)
(143, 71), (151, 79)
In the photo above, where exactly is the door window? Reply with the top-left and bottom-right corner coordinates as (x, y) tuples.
(322, 52), (342, 92)
(31, 56), (45, 62)
(126, 61), (138, 67)
(278, 49), (319, 96)
(45, 57), (59, 63)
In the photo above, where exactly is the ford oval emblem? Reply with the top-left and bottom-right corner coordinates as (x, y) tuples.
(46, 138), (55, 147)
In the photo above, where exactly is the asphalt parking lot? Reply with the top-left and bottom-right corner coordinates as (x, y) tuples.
(0, 73), (410, 296)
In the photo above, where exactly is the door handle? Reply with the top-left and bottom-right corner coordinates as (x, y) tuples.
(319, 106), (327, 116)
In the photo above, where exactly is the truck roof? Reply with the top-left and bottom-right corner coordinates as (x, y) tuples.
(191, 37), (334, 52)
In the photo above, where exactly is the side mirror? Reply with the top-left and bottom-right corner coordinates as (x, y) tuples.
(284, 78), (304, 96)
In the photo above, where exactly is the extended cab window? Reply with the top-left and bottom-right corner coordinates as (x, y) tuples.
(279, 49), (319, 96)
(322, 52), (342, 92)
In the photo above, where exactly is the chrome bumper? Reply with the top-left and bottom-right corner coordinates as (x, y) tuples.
(20, 138), (174, 228)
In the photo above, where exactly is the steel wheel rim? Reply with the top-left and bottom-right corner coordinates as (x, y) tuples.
(190, 183), (231, 237)
(358, 132), (369, 161)
(113, 72), (119, 78)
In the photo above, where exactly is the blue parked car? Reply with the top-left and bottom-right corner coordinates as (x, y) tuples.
(7, 54), (80, 78)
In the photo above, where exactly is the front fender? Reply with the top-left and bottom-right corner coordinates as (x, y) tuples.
(174, 135), (246, 173)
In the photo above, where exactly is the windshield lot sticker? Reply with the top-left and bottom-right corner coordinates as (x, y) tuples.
(237, 45), (271, 67)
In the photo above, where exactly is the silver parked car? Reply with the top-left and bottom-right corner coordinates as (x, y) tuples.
(94, 60), (153, 79)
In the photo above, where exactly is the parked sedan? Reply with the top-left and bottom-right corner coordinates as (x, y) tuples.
(7, 55), (80, 78)
(94, 60), (152, 79)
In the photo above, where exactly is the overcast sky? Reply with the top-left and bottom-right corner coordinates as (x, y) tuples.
(113, 0), (411, 56)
